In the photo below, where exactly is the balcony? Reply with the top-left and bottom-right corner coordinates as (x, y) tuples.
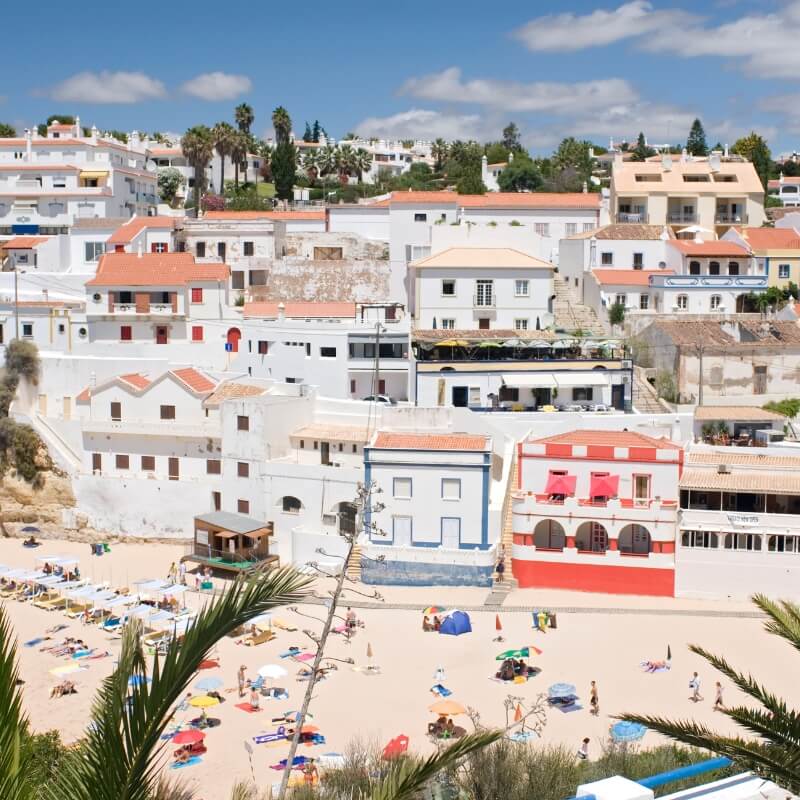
(616, 212), (648, 223)
(648, 274), (767, 290)
(715, 211), (748, 225)
(113, 303), (180, 316)
(82, 419), (220, 437)
(668, 212), (697, 224)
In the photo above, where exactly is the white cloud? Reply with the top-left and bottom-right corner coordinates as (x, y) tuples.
(513, 1), (694, 52)
(180, 72), (252, 101)
(399, 68), (638, 114)
(354, 108), (494, 141)
(47, 71), (166, 104)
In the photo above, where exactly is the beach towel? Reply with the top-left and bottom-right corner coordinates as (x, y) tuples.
(253, 727), (287, 745)
(555, 703), (583, 714)
(71, 650), (94, 659)
(24, 637), (45, 648)
(170, 757), (201, 769)
(509, 730), (538, 743)
(236, 703), (262, 713)
(295, 653), (315, 662)
(279, 648), (302, 659)
(430, 684), (452, 697)
(640, 660), (671, 673)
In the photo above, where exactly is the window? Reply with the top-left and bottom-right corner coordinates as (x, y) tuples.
(414, 213), (427, 222)
(614, 294), (626, 307)
(191, 287), (203, 303)
(393, 477), (412, 498)
(515, 279), (529, 297)
(441, 319), (456, 329)
(633, 475), (650, 500)
(534, 223), (549, 236)
(565, 223), (578, 236)
(600, 252), (613, 266)
(768, 535), (800, 553)
(206, 459), (221, 475)
(689, 261), (700, 275)
(305, 343), (311, 357)
(682, 531), (718, 548)
(243, 241), (254, 256)
(110, 402), (122, 421)
(583, 223), (595, 232)
(724, 533), (762, 551)
(728, 261), (740, 276)
(779, 264), (791, 279)
(640, 294), (650, 310)
(676, 294), (688, 310)
(141, 456), (155, 471)
(710, 294), (722, 310)
(191, 325), (203, 342)
(195, 242), (205, 257)
(237, 462), (250, 478)
(151, 242), (168, 253)
(514, 319), (529, 330)
(282, 496), (301, 513)
(320, 346), (337, 358)
(475, 279), (493, 306)
(257, 340), (268, 355)
(498, 386), (519, 402)
(441, 478), (461, 500)
(84, 242), (104, 262)
(709, 261), (720, 275)
(573, 387), (593, 401)
(314, 246), (343, 260)
(217, 242), (226, 259)
(237, 499), (250, 514)
(115, 454), (130, 470)
(237, 415), (249, 431)
(633, 252), (643, 269)
(160, 405), (175, 420)
(441, 279), (456, 296)
(21, 323), (33, 338)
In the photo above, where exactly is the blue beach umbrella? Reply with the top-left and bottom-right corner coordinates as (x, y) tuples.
(610, 721), (647, 742)
(128, 675), (151, 687)
(195, 676), (224, 692)
(548, 683), (577, 698)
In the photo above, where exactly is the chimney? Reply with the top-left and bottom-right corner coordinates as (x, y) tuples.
(680, 148), (688, 164)
(90, 125), (99, 142)
(481, 154), (488, 184)
(42, 288), (49, 302)
(661, 152), (672, 171)
(137, 241), (143, 259)
(709, 151), (721, 172)
(277, 302), (285, 322)
(780, 171), (785, 185)
(129, 130), (140, 151)
(582, 181), (588, 194)
(724, 143), (729, 158)
(74, 115), (80, 137)
(24, 128), (32, 161)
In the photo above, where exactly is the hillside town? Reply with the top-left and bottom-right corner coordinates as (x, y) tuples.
(1, 4), (799, 798)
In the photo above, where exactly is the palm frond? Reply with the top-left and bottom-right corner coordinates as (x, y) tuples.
(752, 594), (800, 653)
(228, 781), (270, 800)
(370, 730), (501, 800)
(0, 605), (34, 800)
(49, 566), (312, 800)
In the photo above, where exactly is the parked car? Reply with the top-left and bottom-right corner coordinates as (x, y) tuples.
(362, 395), (397, 405)
(588, 403), (611, 412)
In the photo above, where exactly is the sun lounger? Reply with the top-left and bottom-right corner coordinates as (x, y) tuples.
(244, 629), (275, 646)
(279, 648), (303, 659)
(272, 620), (298, 632)
(430, 684), (452, 697)
(65, 602), (92, 618)
(170, 756), (201, 769)
(36, 596), (68, 611)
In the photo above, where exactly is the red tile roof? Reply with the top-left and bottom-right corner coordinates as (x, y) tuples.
(76, 387), (90, 403)
(86, 252), (228, 286)
(768, 177), (800, 188)
(107, 216), (176, 245)
(170, 368), (217, 394)
(592, 269), (674, 286)
(2, 236), (49, 249)
(0, 164), (80, 172)
(529, 429), (681, 450)
(734, 226), (800, 250)
(242, 302), (356, 319)
(203, 210), (325, 221)
(669, 240), (750, 257)
(118, 373), (151, 390)
(372, 432), (489, 451)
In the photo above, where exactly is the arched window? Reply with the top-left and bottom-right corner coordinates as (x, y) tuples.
(710, 294), (722, 310)
(676, 294), (688, 310)
(281, 496), (302, 514)
(619, 524), (651, 555)
(533, 519), (565, 551)
(689, 261), (701, 275)
(728, 261), (739, 276)
(575, 521), (608, 553)
(709, 261), (720, 275)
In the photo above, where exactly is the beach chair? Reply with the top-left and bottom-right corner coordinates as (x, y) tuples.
(272, 620), (298, 633)
(65, 601), (91, 619)
(34, 594), (67, 611)
(244, 629), (276, 646)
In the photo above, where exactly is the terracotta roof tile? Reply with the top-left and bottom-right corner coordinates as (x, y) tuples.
(647, 320), (800, 348)
(694, 406), (786, 421)
(86, 252), (228, 287)
(76, 387), (91, 403)
(734, 226), (800, 251)
(242, 302), (356, 319)
(292, 424), (370, 444)
(118, 373), (151, 390)
(686, 450), (800, 468)
(680, 467), (800, 494)
(668, 240), (750, 257)
(528, 429), (681, 450)
(592, 269), (674, 286)
(203, 381), (267, 407)
(388, 191), (600, 209)
(170, 368), (216, 394)
(2, 236), (49, 249)
(412, 247), (554, 269)
(768, 177), (800, 188)
(372, 431), (489, 451)
(203, 210), (325, 221)
(107, 216), (176, 245)
(0, 164), (80, 172)
(412, 328), (557, 341)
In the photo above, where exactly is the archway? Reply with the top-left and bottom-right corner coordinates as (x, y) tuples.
(227, 327), (242, 353)
(575, 521), (608, 552)
(334, 501), (357, 536)
(280, 495), (302, 514)
(618, 524), (651, 555)
(533, 519), (565, 550)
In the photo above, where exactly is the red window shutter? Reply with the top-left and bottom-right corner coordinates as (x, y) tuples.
(378, 379), (386, 394)
(150, 243), (158, 253)
(192, 326), (203, 342)
(120, 326), (132, 341)
(108, 291), (115, 312)
(191, 287), (203, 303)
(135, 292), (150, 313)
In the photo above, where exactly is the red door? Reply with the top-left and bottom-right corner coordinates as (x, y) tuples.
(156, 326), (168, 344)
(226, 327), (242, 353)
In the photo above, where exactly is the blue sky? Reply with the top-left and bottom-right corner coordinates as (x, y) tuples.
(3, 0), (800, 154)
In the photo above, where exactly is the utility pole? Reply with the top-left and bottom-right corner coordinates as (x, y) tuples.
(14, 267), (20, 340)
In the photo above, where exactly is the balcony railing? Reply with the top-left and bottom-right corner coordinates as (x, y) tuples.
(668, 212), (697, 223)
(113, 303), (180, 315)
(616, 212), (648, 223)
(715, 212), (747, 224)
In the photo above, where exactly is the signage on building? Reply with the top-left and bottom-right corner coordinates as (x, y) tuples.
(727, 513), (759, 527)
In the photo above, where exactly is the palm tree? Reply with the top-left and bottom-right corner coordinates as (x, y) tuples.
(303, 150), (321, 184)
(181, 125), (214, 210)
(431, 138), (449, 172)
(230, 131), (250, 189)
(235, 102), (254, 135)
(353, 148), (373, 182)
(337, 144), (356, 184)
(318, 144), (338, 178)
(213, 122), (236, 194)
(271, 106), (291, 145)
(621, 594), (800, 795)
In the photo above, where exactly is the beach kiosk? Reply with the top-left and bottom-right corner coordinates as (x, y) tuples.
(185, 511), (277, 574)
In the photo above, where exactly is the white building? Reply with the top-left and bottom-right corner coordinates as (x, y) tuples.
(412, 247), (555, 332)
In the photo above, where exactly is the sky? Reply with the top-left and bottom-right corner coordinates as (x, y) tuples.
(3, 0), (800, 155)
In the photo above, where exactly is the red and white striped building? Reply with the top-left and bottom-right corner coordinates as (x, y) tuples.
(511, 430), (683, 596)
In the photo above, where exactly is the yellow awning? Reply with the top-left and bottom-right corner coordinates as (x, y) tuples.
(79, 171), (109, 179)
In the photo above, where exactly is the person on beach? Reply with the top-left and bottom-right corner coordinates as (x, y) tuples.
(495, 554), (505, 583)
(178, 561), (187, 585)
(713, 681), (724, 711)
(238, 665), (247, 698)
(167, 562), (178, 583)
(249, 687), (260, 710)
(590, 681), (599, 716)
(577, 737), (590, 760)
(689, 672), (703, 702)
(345, 607), (357, 641)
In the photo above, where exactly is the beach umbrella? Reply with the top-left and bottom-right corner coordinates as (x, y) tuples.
(172, 729), (205, 745)
(382, 734), (409, 760)
(198, 659), (220, 671)
(514, 704), (523, 723)
(21, 526), (40, 533)
(195, 676), (223, 692)
(429, 699), (466, 716)
(495, 615), (502, 632)
(161, 585), (188, 597)
(301, 725), (319, 734)
(128, 675), (151, 688)
(189, 694), (220, 708)
(258, 664), (288, 680)
(610, 721), (647, 743)
(548, 683), (577, 699)
(423, 606), (446, 615)
(496, 648), (530, 660)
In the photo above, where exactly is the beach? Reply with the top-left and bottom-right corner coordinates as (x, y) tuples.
(1, 537), (796, 798)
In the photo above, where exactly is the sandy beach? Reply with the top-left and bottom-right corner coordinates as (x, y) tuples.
(1, 537), (796, 798)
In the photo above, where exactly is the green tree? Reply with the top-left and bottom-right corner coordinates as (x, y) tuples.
(497, 160), (544, 192)
(550, 138), (595, 190)
(394, 162), (437, 190)
(763, 398), (800, 418)
(272, 140), (297, 200)
(456, 171), (487, 194)
(302, 122), (312, 142)
(234, 102), (254, 135)
(157, 168), (185, 206)
(630, 132), (655, 162)
(622, 595), (800, 795)
(484, 142), (511, 166)
(105, 130), (128, 144)
(353, 148), (373, 182)
(272, 106), (291, 145)
(732, 132), (772, 192)
(502, 122), (522, 152)
(0, 124), (16, 138)
(181, 125), (214, 209)
(311, 119), (321, 143)
(212, 122), (236, 193)
(431, 138), (449, 172)
(686, 118), (708, 157)
(608, 302), (626, 328)
(302, 150), (320, 183)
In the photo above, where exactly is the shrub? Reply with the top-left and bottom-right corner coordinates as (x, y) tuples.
(764, 398), (800, 418)
(5, 339), (40, 384)
(655, 370), (678, 403)
(200, 193), (225, 212)
(608, 302), (626, 327)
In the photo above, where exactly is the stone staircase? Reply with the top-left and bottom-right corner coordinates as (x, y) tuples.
(491, 453), (519, 595)
(345, 543), (362, 581)
(552, 275), (606, 335)
(632, 366), (667, 414)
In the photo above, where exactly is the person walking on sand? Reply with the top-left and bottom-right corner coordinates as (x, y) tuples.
(576, 737), (590, 760)
(167, 562), (178, 583)
(495, 553), (505, 584)
(178, 560), (187, 585)
(238, 665), (247, 698)
(689, 672), (703, 702)
(713, 681), (724, 711)
(589, 681), (599, 716)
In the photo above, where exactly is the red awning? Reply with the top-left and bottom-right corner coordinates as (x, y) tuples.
(590, 474), (620, 498)
(545, 474), (577, 496)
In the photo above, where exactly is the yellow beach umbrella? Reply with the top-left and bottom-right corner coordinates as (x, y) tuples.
(189, 694), (220, 708)
(429, 699), (466, 716)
